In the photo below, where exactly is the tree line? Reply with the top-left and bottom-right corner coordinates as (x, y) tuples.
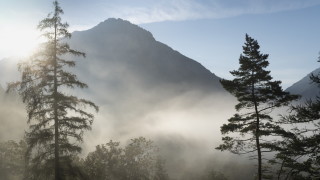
(0, 137), (228, 180)
(0, 137), (172, 180)
(0, 0), (319, 179)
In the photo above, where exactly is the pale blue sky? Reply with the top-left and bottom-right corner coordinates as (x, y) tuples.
(0, 0), (320, 88)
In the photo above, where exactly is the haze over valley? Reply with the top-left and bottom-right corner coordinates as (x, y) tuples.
(1, 1), (320, 180)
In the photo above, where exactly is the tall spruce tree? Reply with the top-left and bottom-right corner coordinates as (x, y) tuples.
(275, 58), (320, 179)
(216, 34), (298, 180)
(7, 1), (98, 179)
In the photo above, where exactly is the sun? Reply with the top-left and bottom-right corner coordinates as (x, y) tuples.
(0, 25), (42, 59)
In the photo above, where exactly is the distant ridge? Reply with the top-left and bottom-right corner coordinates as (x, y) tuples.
(286, 68), (320, 100)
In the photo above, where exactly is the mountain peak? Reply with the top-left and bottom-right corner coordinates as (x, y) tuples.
(96, 18), (135, 30)
(99, 18), (133, 27)
(68, 18), (224, 95)
(79, 18), (155, 42)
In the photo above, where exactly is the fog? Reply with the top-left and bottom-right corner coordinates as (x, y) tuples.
(0, 18), (271, 179)
(0, 55), (258, 179)
(0, 75), (257, 179)
(0, 86), (26, 141)
(67, 60), (255, 179)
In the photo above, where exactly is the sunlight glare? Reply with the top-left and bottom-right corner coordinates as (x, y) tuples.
(0, 26), (42, 59)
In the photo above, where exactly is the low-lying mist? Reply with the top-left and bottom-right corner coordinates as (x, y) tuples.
(78, 79), (254, 179)
(0, 87), (26, 142)
(0, 18), (262, 179)
(0, 64), (256, 179)
(0, 56), (261, 180)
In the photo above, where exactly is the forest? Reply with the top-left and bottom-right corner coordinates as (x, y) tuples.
(0, 1), (319, 180)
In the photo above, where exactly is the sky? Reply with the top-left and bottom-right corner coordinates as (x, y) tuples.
(0, 0), (320, 88)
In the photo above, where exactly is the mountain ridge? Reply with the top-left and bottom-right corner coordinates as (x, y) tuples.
(67, 18), (226, 101)
(286, 67), (319, 100)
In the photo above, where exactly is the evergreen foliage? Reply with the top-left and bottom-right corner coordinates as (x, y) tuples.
(84, 137), (169, 180)
(200, 169), (228, 180)
(216, 34), (298, 180)
(7, 1), (98, 179)
(274, 57), (320, 179)
(0, 140), (26, 179)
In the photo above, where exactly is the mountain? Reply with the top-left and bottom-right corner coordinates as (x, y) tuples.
(69, 18), (224, 96)
(66, 19), (238, 178)
(0, 18), (240, 179)
(286, 68), (320, 100)
(65, 18), (229, 119)
(0, 18), (226, 104)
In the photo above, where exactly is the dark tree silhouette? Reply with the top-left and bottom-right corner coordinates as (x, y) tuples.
(216, 34), (298, 180)
(7, 1), (98, 179)
(275, 57), (320, 179)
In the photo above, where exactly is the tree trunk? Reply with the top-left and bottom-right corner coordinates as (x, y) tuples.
(254, 104), (262, 180)
(53, 19), (60, 180)
(252, 72), (262, 180)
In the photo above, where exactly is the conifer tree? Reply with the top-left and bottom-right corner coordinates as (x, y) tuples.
(216, 34), (298, 180)
(275, 58), (320, 179)
(7, 1), (98, 179)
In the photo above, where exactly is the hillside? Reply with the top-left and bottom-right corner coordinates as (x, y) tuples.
(286, 68), (320, 100)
